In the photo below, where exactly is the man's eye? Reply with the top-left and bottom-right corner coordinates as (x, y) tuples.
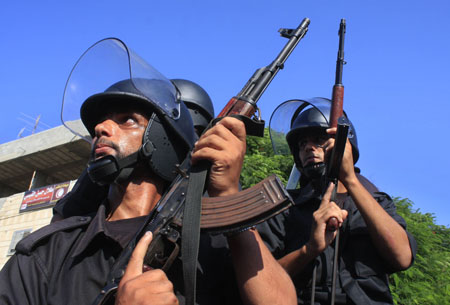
(119, 116), (137, 125)
(315, 136), (327, 144)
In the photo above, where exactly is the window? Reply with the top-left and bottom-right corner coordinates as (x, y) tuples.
(7, 229), (32, 256)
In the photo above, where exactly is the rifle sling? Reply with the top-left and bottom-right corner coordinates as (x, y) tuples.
(182, 162), (208, 305)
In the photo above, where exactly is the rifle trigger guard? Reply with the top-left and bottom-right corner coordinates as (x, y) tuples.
(143, 227), (181, 272)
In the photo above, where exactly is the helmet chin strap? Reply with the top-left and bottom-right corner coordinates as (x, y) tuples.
(87, 113), (159, 186)
(87, 133), (159, 186)
(87, 152), (140, 186)
(301, 162), (326, 181)
(87, 134), (159, 185)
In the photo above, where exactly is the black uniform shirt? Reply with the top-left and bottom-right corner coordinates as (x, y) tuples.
(258, 174), (417, 305)
(0, 203), (242, 305)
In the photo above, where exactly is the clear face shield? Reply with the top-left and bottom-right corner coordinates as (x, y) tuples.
(269, 98), (331, 189)
(269, 98), (331, 155)
(61, 38), (180, 143)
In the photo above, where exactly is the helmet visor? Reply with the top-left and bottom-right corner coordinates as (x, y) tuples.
(61, 38), (179, 142)
(269, 98), (331, 155)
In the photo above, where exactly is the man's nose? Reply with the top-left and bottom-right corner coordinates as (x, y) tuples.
(305, 139), (324, 152)
(304, 139), (316, 150)
(94, 119), (115, 139)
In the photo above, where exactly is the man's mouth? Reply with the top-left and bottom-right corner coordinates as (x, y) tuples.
(91, 139), (117, 160)
(304, 155), (320, 166)
(94, 145), (113, 157)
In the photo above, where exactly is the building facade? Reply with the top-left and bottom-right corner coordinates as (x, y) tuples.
(0, 121), (90, 269)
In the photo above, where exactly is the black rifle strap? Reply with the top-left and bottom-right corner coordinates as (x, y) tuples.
(182, 163), (208, 305)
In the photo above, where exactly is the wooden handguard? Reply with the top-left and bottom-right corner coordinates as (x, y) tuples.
(330, 85), (344, 128)
(218, 97), (257, 118)
(200, 174), (292, 234)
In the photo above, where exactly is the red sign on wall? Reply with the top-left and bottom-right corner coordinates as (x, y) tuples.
(20, 182), (70, 212)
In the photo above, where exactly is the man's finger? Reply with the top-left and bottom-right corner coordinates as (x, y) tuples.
(193, 134), (225, 153)
(122, 231), (153, 281)
(215, 117), (246, 142)
(326, 127), (337, 135)
(321, 182), (335, 205)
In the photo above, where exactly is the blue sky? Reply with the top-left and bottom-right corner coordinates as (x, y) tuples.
(1, 1), (449, 225)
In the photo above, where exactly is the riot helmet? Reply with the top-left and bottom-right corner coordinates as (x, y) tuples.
(81, 78), (196, 184)
(269, 98), (358, 182)
(61, 38), (196, 185)
(171, 79), (214, 135)
(286, 98), (359, 175)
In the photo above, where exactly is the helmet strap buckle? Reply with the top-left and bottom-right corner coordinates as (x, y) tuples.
(140, 141), (155, 159)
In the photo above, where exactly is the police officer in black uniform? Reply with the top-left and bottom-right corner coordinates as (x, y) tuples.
(260, 98), (417, 304)
(51, 78), (216, 222)
(0, 40), (296, 305)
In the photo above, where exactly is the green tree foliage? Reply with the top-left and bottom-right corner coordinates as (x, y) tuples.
(390, 198), (450, 305)
(241, 128), (450, 304)
(241, 129), (293, 189)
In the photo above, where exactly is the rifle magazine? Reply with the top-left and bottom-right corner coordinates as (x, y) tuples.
(200, 174), (293, 234)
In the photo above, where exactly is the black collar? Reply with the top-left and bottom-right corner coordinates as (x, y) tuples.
(71, 203), (110, 258)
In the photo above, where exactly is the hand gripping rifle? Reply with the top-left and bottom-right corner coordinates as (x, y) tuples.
(94, 17), (310, 305)
(310, 19), (349, 305)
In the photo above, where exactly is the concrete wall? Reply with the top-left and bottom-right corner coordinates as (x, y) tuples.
(0, 181), (76, 269)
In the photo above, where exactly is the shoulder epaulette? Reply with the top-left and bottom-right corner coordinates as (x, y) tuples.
(16, 216), (91, 254)
(372, 191), (392, 202)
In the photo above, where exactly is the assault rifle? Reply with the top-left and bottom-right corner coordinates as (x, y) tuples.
(324, 18), (348, 232)
(311, 18), (349, 305)
(94, 17), (310, 305)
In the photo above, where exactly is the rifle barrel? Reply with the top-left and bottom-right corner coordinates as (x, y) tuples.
(218, 18), (310, 118)
(330, 18), (346, 128)
(335, 18), (346, 86)
(248, 17), (310, 103)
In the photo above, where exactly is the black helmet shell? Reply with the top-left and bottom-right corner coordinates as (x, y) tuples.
(171, 79), (214, 133)
(286, 106), (330, 148)
(286, 98), (359, 170)
(81, 79), (196, 183)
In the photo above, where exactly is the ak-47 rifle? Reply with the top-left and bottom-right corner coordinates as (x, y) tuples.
(218, 19), (310, 119)
(312, 18), (349, 305)
(94, 17), (310, 305)
(325, 18), (348, 231)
